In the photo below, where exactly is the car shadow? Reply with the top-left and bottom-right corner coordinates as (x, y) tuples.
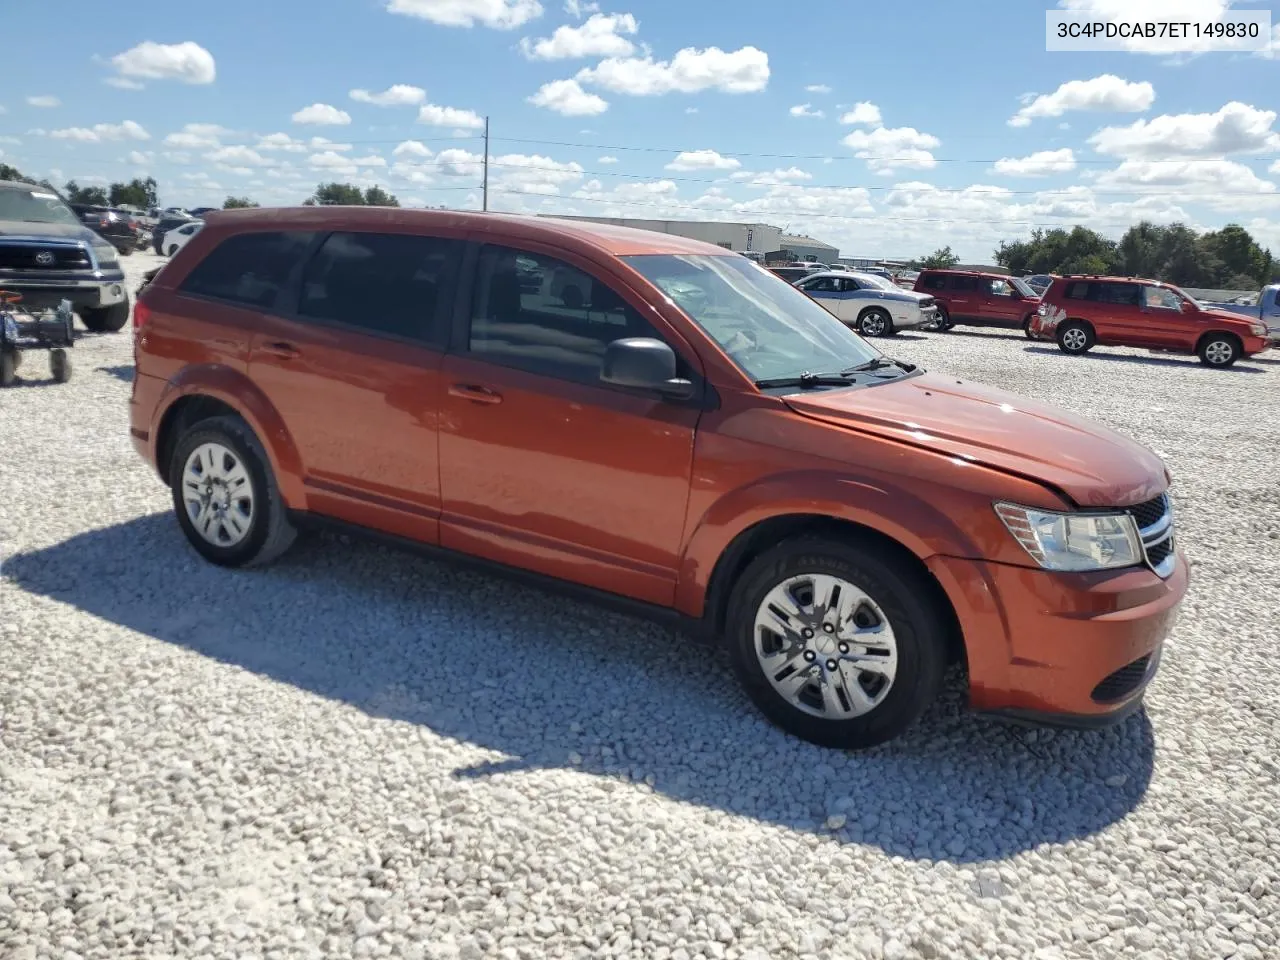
(1022, 345), (1267, 372)
(3, 514), (1156, 864)
(889, 333), (930, 341)
(937, 328), (1029, 342)
(96, 364), (135, 382)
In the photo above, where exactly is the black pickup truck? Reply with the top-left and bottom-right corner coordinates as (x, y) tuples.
(0, 180), (131, 331)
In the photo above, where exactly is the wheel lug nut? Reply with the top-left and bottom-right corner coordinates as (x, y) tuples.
(803, 650), (816, 662)
(822, 623), (834, 633)
(826, 660), (837, 670)
(838, 643), (849, 654)
(801, 628), (814, 639)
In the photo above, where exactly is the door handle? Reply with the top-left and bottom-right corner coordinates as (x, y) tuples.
(449, 383), (503, 405)
(260, 341), (300, 360)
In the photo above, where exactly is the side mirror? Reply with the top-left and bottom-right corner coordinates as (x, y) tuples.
(601, 337), (695, 399)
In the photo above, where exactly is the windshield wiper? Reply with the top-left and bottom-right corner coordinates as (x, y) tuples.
(754, 371), (856, 389)
(842, 357), (916, 374)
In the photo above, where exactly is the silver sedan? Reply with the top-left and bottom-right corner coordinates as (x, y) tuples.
(795, 271), (940, 337)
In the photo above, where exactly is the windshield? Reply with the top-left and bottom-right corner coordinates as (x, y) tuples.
(851, 272), (895, 291)
(0, 187), (80, 226)
(623, 254), (881, 382)
(1010, 277), (1038, 298)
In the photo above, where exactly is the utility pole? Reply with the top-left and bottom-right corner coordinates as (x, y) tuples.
(482, 116), (489, 212)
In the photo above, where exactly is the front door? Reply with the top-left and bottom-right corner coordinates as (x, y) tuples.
(1139, 285), (1195, 349)
(248, 230), (463, 542)
(438, 244), (701, 606)
(978, 278), (1024, 327)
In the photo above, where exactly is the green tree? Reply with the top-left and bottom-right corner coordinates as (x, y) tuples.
(0, 163), (54, 191)
(362, 185), (400, 207)
(108, 176), (159, 209)
(994, 226), (1118, 277)
(1200, 224), (1270, 286)
(919, 245), (959, 269)
(303, 182), (400, 206)
(223, 196), (259, 209)
(64, 180), (109, 206)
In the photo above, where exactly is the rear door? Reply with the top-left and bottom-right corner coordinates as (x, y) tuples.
(1089, 281), (1145, 345)
(947, 274), (979, 322)
(247, 229), (463, 543)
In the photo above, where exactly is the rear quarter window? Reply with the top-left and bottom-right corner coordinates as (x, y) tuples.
(179, 230), (315, 311)
(920, 274), (946, 290)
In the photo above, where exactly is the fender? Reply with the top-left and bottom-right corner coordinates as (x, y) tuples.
(674, 470), (987, 618)
(151, 363), (307, 509)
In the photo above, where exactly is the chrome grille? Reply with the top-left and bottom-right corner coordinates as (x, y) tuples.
(1126, 493), (1175, 578)
(0, 240), (92, 271)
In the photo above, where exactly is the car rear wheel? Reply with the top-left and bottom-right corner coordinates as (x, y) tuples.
(933, 306), (953, 331)
(1198, 333), (1241, 368)
(1022, 314), (1038, 339)
(166, 244), (179, 257)
(79, 299), (131, 333)
(725, 536), (948, 749)
(857, 308), (893, 337)
(169, 414), (297, 568)
(1056, 320), (1094, 355)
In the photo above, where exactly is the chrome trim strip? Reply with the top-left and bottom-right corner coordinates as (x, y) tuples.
(1139, 511), (1172, 540)
(1152, 552), (1177, 579)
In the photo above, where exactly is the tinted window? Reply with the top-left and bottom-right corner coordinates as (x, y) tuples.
(468, 246), (666, 385)
(804, 276), (841, 293)
(921, 274), (946, 290)
(950, 275), (978, 291)
(297, 232), (460, 341)
(1064, 281), (1092, 300)
(1094, 282), (1140, 306)
(180, 231), (315, 310)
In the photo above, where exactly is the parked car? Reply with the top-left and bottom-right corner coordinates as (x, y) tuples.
(1201, 283), (1280, 346)
(767, 265), (815, 284)
(152, 213), (197, 255)
(795, 271), (940, 336)
(68, 204), (139, 256)
(160, 220), (204, 257)
(131, 207), (1186, 749)
(1023, 274), (1055, 295)
(893, 270), (920, 289)
(915, 269), (1042, 336)
(0, 180), (131, 331)
(1030, 275), (1271, 368)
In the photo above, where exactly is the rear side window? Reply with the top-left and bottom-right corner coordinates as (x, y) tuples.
(297, 232), (463, 342)
(1094, 282), (1140, 306)
(1064, 281), (1092, 300)
(950, 275), (978, 291)
(921, 274), (946, 290)
(180, 231), (314, 310)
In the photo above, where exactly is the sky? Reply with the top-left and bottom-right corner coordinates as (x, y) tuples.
(2, 0), (1278, 261)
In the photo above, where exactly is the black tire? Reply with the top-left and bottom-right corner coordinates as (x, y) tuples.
(1197, 333), (1241, 368)
(49, 348), (71, 383)
(857, 307), (894, 338)
(166, 245), (178, 257)
(79, 299), (131, 333)
(934, 306), (953, 331)
(1056, 319), (1094, 355)
(169, 414), (297, 568)
(1022, 314), (1037, 339)
(118, 245), (133, 257)
(725, 536), (949, 749)
(0, 349), (16, 387)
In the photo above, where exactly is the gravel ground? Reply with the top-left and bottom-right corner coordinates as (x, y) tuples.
(2, 252), (1278, 960)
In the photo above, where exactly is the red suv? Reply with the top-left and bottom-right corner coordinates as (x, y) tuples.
(130, 208), (1187, 749)
(1030, 276), (1271, 368)
(914, 269), (1042, 336)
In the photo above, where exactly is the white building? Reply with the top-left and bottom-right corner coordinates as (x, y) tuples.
(778, 234), (841, 263)
(541, 216), (785, 255)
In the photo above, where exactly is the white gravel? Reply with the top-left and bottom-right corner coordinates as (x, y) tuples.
(2, 252), (1278, 960)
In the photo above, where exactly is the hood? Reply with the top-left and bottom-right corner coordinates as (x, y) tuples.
(0, 219), (102, 245)
(784, 371), (1167, 507)
(1198, 305), (1261, 328)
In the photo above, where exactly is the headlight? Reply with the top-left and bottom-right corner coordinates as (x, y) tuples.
(1250, 322), (1267, 337)
(95, 244), (118, 265)
(1036, 304), (1048, 316)
(994, 502), (1143, 572)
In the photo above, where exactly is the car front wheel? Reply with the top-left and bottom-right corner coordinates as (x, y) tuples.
(857, 308), (893, 337)
(79, 299), (131, 333)
(169, 414), (297, 568)
(726, 536), (948, 749)
(1198, 334), (1241, 368)
(1056, 320), (1094, 355)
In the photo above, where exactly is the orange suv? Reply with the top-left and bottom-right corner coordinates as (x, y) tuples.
(1031, 275), (1270, 368)
(130, 208), (1187, 748)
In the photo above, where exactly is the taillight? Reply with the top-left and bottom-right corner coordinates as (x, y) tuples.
(133, 299), (152, 330)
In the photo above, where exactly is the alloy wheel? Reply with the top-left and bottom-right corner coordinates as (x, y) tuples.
(1062, 328), (1088, 351)
(1203, 340), (1234, 365)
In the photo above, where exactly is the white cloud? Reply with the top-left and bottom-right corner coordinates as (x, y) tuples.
(575, 45), (769, 96)
(418, 103), (486, 129)
(730, 167), (814, 186)
(393, 140), (436, 159)
(164, 123), (230, 149)
(1089, 101), (1280, 158)
(528, 79), (608, 116)
(992, 148), (1078, 176)
(839, 102), (882, 126)
(1093, 159), (1277, 206)
(385, 0), (543, 29)
(1009, 75), (1154, 127)
(209, 145), (274, 167)
(126, 150), (153, 165)
(256, 132), (308, 152)
(438, 148), (585, 194)
(521, 12), (638, 59)
(665, 149), (741, 172)
(789, 103), (824, 119)
(309, 151), (359, 176)
(105, 77), (145, 91)
(1253, 23), (1280, 59)
(842, 126), (940, 173)
(310, 137), (354, 152)
(0, 106), (7, 115)
(49, 121), (150, 143)
(292, 103), (352, 125)
(598, 155), (619, 164)
(685, 106), (698, 114)
(1056, 1), (1235, 54)
(110, 41), (216, 85)
(350, 84), (427, 106)
(27, 96), (60, 108)
(353, 154), (388, 168)
(805, 84), (831, 94)
(564, 0), (598, 16)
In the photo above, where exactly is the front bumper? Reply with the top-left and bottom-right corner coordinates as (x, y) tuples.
(927, 548), (1187, 726)
(0, 276), (128, 311)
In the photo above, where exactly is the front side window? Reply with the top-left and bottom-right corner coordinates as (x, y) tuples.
(298, 231), (461, 341)
(180, 231), (315, 310)
(986, 279), (1014, 297)
(469, 246), (667, 385)
(803, 276), (841, 293)
(1142, 286), (1183, 311)
(623, 254), (880, 383)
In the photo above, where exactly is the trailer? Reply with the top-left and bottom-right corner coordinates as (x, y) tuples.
(0, 292), (75, 386)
